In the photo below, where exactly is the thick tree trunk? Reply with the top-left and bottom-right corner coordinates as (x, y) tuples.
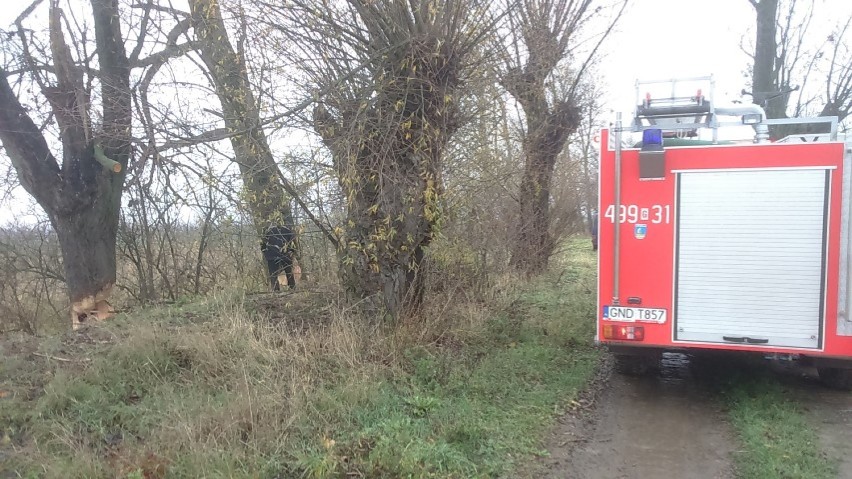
(749, 0), (835, 136)
(313, 41), (454, 319)
(189, 0), (293, 232)
(512, 157), (555, 275)
(336, 164), (435, 318)
(51, 188), (121, 328)
(751, 0), (800, 137)
(752, 0), (782, 117)
(507, 96), (580, 275)
(339, 241), (426, 319)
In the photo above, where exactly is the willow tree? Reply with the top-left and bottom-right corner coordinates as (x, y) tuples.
(0, 0), (133, 328)
(499, 0), (626, 275)
(266, 0), (494, 317)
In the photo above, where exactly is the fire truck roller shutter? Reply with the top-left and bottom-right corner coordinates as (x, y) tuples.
(674, 168), (829, 349)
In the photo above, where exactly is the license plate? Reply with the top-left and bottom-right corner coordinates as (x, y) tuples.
(603, 306), (667, 324)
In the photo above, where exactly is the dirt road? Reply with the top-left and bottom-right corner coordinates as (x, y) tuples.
(531, 353), (735, 479)
(525, 354), (852, 479)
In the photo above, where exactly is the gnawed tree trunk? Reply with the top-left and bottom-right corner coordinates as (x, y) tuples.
(52, 195), (123, 325)
(0, 0), (131, 329)
(188, 0), (293, 232)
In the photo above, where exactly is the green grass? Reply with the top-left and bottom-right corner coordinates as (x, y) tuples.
(0, 238), (601, 478)
(720, 372), (837, 479)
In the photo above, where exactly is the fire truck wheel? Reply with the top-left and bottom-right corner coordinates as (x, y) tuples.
(817, 367), (852, 391)
(613, 354), (655, 376)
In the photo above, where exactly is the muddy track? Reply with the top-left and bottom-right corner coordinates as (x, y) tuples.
(530, 353), (735, 479)
(524, 354), (852, 479)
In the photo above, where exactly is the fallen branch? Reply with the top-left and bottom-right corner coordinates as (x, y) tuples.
(32, 352), (91, 363)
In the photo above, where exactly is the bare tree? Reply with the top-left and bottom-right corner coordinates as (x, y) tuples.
(187, 0), (294, 232)
(571, 80), (603, 228)
(748, 0), (852, 130)
(264, 0), (496, 317)
(128, 0), (342, 291)
(0, 0), (134, 327)
(750, 0), (783, 118)
(499, 0), (626, 275)
(0, 220), (65, 333)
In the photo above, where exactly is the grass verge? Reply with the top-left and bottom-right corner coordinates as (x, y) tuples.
(720, 371), (837, 479)
(1, 239), (600, 478)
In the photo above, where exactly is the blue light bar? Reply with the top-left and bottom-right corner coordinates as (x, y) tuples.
(642, 128), (663, 146)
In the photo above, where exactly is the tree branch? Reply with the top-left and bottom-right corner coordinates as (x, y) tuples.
(568, 0), (627, 99)
(128, 0), (153, 65)
(272, 161), (340, 249)
(133, 41), (198, 68)
(130, 2), (189, 16)
(0, 67), (62, 208)
(91, 0), (132, 170)
(47, 2), (90, 157)
(94, 144), (122, 173)
(15, 0), (51, 108)
(157, 127), (233, 151)
(131, 19), (194, 68)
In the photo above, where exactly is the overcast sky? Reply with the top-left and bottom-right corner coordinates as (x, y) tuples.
(0, 0), (849, 223)
(3, 0), (848, 115)
(4, 0), (844, 107)
(602, 0), (755, 111)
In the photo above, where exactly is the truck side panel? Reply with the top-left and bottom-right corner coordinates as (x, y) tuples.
(597, 129), (852, 358)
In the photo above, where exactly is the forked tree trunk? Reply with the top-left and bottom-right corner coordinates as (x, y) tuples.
(0, 0), (131, 329)
(499, 0), (592, 276)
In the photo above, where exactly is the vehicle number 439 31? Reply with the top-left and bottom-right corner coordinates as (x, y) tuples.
(603, 204), (670, 224)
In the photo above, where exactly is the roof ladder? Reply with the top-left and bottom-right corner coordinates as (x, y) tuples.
(632, 75), (718, 142)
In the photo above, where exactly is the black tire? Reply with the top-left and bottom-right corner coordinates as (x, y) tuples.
(613, 354), (654, 376)
(818, 367), (852, 391)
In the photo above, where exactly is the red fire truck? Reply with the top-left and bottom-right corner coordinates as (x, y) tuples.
(597, 77), (852, 387)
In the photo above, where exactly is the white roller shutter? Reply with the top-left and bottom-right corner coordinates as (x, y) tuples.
(675, 168), (828, 349)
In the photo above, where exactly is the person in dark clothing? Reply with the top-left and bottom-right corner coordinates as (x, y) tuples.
(261, 225), (296, 291)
